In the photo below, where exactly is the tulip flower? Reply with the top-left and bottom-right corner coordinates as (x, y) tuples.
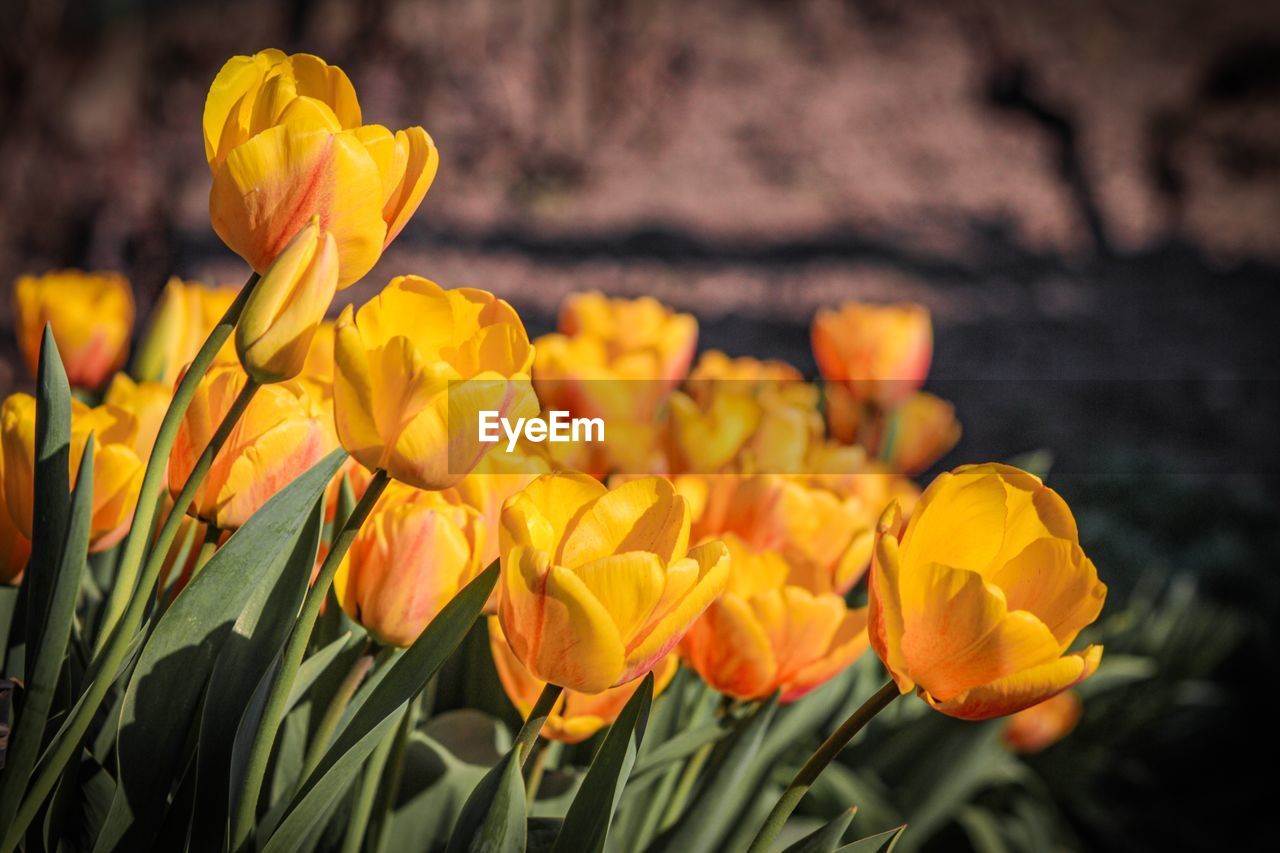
(498, 473), (730, 693)
(0, 450), (32, 585)
(12, 270), (134, 389)
(332, 275), (537, 491)
(133, 277), (239, 386)
(1002, 691), (1082, 753)
(205, 50), (438, 287)
(868, 463), (1106, 720)
(103, 374), (172, 458)
(681, 536), (870, 702)
(880, 392), (961, 475)
(490, 617), (678, 742)
(334, 483), (488, 647)
(812, 302), (932, 408)
(169, 364), (333, 529)
(1, 394), (145, 552)
(449, 445), (552, 566)
(235, 218), (339, 384)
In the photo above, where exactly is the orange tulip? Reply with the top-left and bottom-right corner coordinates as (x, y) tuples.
(880, 392), (961, 475)
(812, 302), (932, 408)
(868, 463), (1106, 720)
(334, 483), (488, 647)
(498, 473), (729, 693)
(12, 270), (134, 389)
(169, 364), (333, 529)
(206, 50), (438, 287)
(489, 617), (678, 742)
(0, 449), (32, 585)
(1002, 691), (1082, 752)
(1, 394), (144, 552)
(133, 277), (239, 386)
(681, 536), (869, 702)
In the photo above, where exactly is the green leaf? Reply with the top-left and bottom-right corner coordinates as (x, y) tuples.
(552, 673), (654, 853)
(0, 585), (21, 673)
(189, 499), (324, 851)
(444, 748), (526, 853)
(651, 695), (779, 853)
(0, 415), (87, 840)
(378, 731), (488, 851)
(782, 808), (857, 853)
(629, 719), (727, 783)
(834, 824), (906, 853)
(93, 449), (346, 852)
(262, 561), (499, 853)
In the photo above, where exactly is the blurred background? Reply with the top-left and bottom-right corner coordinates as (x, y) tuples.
(1, 0), (1277, 849)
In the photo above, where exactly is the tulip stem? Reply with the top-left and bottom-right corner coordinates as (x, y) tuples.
(301, 640), (375, 780)
(515, 682), (563, 769)
(95, 271), (258, 651)
(745, 679), (900, 853)
(192, 524), (222, 574)
(2, 368), (263, 853)
(231, 468), (390, 853)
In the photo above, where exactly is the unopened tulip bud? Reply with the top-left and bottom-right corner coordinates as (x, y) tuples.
(236, 219), (339, 384)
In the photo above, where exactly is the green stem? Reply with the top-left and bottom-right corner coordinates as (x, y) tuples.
(2, 367), (263, 853)
(95, 272), (258, 650)
(514, 683), (564, 769)
(300, 641), (375, 781)
(231, 469), (390, 852)
(746, 679), (899, 853)
(524, 741), (550, 804)
(659, 740), (713, 830)
(192, 524), (221, 575)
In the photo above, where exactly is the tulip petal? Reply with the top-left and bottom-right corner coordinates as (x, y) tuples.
(559, 477), (691, 567)
(620, 539), (728, 685)
(333, 307), (385, 475)
(898, 560), (1062, 701)
(499, 546), (625, 693)
(681, 592), (777, 700)
(867, 504), (912, 692)
(783, 604), (871, 703)
(501, 473), (606, 555)
(570, 551), (667, 641)
(989, 538), (1107, 650)
(756, 587), (847, 686)
(899, 471), (1007, 575)
(382, 127), (439, 246)
(925, 645), (1103, 720)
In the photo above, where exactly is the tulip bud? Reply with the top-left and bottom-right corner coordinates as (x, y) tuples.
(490, 617), (678, 742)
(1, 393), (145, 553)
(236, 219), (339, 384)
(812, 302), (932, 408)
(868, 463), (1107, 720)
(880, 392), (961, 475)
(497, 473), (729, 693)
(334, 484), (488, 647)
(169, 364), (334, 529)
(12, 270), (134, 390)
(134, 278), (239, 386)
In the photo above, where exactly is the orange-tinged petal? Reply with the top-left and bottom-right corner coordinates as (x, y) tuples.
(381, 127), (439, 246)
(898, 560), (1062, 700)
(926, 645), (1103, 721)
(988, 538), (1107, 650)
(498, 546), (626, 693)
(680, 592), (777, 700)
(783, 605), (871, 702)
(570, 551), (667, 641)
(755, 587), (848, 686)
(899, 470), (1008, 576)
(210, 124), (386, 287)
(867, 502), (912, 692)
(501, 472), (607, 555)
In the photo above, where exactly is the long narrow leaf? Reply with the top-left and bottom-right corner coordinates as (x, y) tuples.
(444, 749), (526, 853)
(261, 561), (499, 853)
(92, 450), (345, 852)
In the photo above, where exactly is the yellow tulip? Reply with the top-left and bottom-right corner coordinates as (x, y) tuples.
(681, 536), (870, 702)
(1, 394), (145, 552)
(1002, 691), (1082, 753)
(12, 270), (134, 389)
(169, 364), (334, 529)
(489, 617), (679, 743)
(880, 392), (961, 475)
(103, 374), (172, 458)
(497, 473), (729, 693)
(206, 50), (438, 287)
(868, 463), (1106, 720)
(235, 218), (339, 384)
(334, 483), (488, 647)
(332, 275), (537, 491)
(0, 449), (32, 585)
(133, 277), (240, 386)
(812, 302), (932, 408)
(448, 445), (553, 566)
(535, 292), (696, 421)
